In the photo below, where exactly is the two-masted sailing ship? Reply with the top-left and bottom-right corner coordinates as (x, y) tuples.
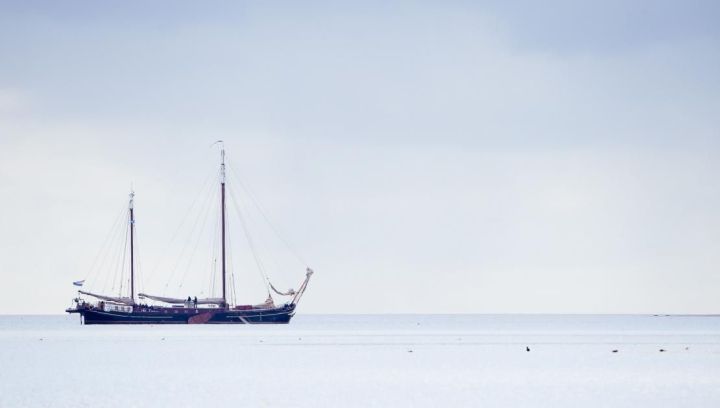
(66, 144), (313, 324)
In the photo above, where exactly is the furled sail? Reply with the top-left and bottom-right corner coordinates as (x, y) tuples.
(137, 293), (225, 305)
(269, 282), (296, 296)
(78, 290), (134, 305)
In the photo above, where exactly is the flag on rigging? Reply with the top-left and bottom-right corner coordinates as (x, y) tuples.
(73, 280), (85, 287)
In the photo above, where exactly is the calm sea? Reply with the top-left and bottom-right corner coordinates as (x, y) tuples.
(1, 314), (719, 407)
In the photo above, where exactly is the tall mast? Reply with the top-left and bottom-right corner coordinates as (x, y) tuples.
(129, 190), (135, 303)
(220, 144), (227, 307)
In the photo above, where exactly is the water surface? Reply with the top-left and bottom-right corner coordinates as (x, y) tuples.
(1, 314), (719, 407)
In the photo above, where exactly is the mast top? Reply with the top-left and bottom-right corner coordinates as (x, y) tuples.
(214, 140), (226, 184)
(129, 190), (135, 210)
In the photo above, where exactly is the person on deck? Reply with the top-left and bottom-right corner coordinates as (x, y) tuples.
(193, 297), (197, 308)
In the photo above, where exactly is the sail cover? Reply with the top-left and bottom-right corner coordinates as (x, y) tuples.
(137, 293), (226, 305)
(78, 290), (134, 305)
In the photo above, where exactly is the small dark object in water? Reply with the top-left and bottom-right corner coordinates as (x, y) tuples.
(408, 349), (413, 353)
(39, 338), (44, 341)
(612, 349), (618, 353)
(161, 337), (165, 341)
(659, 348), (666, 352)
(526, 346), (530, 352)
(685, 347), (689, 350)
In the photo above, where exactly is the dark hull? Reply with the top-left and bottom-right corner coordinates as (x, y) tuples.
(68, 305), (295, 325)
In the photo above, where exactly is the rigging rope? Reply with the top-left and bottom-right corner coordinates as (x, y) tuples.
(134, 217), (145, 298)
(162, 176), (216, 294)
(229, 164), (308, 267)
(148, 170), (216, 279)
(99, 223), (121, 295)
(176, 180), (217, 291)
(227, 184), (273, 299)
(96, 208), (127, 293)
(102, 209), (123, 295)
(105, 209), (130, 295)
(117, 212), (130, 297)
(227, 232), (238, 306)
(83, 203), (127, 291)
(207, 191), (221, 298)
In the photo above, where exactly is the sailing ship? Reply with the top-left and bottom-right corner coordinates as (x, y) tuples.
(66, 144), (313, 324)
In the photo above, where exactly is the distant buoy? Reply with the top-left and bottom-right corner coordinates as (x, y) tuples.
(526, 346), (530, 352)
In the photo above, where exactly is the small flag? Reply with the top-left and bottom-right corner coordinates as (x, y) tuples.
(73, 280), (85, 287)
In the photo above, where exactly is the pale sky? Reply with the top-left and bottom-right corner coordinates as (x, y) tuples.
(1, 1), (719, 314)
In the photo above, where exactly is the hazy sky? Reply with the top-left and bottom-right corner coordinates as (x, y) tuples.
(1, 1), (719, 314)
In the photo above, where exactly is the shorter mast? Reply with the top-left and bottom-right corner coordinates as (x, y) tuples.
(129, 190), (135, 303)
